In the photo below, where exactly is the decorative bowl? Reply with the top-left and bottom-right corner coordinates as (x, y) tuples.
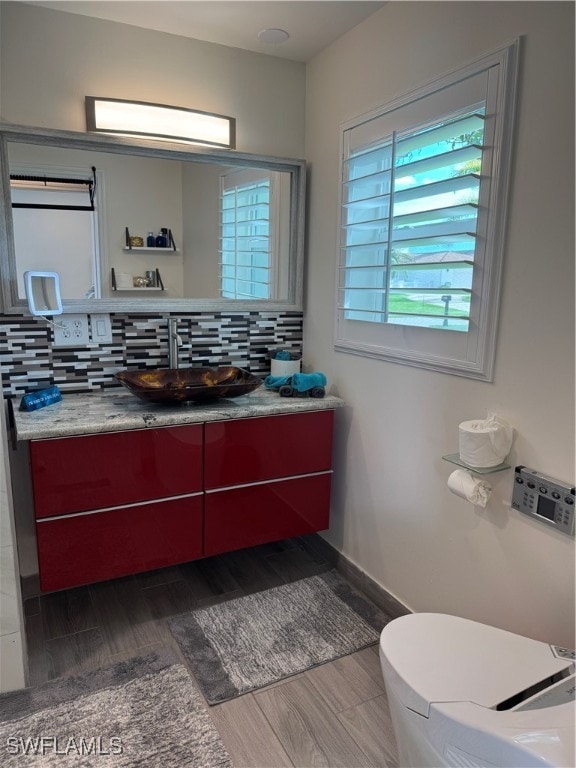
(115, 366), (262, 404)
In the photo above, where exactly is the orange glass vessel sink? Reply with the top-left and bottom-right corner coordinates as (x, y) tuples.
(115, 366), (262, 404)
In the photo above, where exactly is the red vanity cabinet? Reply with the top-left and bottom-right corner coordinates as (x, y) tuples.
(30, 426), (203, 517)
(30, 425), (204, 591)
(27, 409), (336, 591)
(204, 411), (334, 556)
(204, 411), (334, 488)
(35, 496), (203, 592)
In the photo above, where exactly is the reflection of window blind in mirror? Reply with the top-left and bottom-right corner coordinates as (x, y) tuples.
(219, 168), (280, 300)
(11, 186), (100, 300)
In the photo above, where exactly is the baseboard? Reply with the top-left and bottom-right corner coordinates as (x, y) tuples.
(310, 534), (411, 620)
(20, 573), (40, 601)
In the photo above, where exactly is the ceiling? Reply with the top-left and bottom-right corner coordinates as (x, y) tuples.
(24, 1), (386, 62)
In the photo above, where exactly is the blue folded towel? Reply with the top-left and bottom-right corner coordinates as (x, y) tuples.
(264, 374), (292, 389)
(275, 350), (292, 361)
(292, 372), (327, 392)
(264, 372), (327, 392)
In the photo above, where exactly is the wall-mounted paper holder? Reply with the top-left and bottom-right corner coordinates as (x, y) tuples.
(442, 453), (511, 475)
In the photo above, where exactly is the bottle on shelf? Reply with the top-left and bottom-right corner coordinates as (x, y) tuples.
(146, 232), (156, 247)
(155, 228), (168, 248)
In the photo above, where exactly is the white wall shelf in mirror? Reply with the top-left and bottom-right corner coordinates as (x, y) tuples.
(110, 267), (164, 291)
(113, 288), (164, 292)
(0, 123), (306, 314)
(121, 247), (180, 253)
(124, 225), (177, 251)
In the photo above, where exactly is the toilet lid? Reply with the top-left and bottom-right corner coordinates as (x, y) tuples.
(380, 613), (572, 717)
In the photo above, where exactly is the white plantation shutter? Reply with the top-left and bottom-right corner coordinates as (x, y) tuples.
(342, 110), (484, 331)
(220, 169), (275, 300)
(335, 42), (519, 380)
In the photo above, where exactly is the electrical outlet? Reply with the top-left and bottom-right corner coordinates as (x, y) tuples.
(53, 313), (90, 346)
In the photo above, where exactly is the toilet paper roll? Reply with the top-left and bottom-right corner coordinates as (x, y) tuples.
(448, 469), (492, 508)
(458, 414), (513, 468)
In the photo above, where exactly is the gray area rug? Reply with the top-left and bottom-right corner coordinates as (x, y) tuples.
(0, 649), (232, 767)
(169, 569), (390, 704)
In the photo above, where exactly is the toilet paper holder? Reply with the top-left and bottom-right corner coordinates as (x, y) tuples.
(442, 453), (511, 475)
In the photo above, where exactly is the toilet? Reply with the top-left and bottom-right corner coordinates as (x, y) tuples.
(379, 613), (575, 767)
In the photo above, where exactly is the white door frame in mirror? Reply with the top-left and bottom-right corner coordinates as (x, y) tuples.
(0, 123), (306, 314)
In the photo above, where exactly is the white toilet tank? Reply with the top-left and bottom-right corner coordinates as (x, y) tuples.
(379, 613), (575, 768)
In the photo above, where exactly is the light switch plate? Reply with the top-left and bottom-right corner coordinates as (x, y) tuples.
(53, 314), (90, 346)
(90, 313), (113, 344)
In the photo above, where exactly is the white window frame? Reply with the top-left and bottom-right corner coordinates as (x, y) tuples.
(335, 40), (519, 381)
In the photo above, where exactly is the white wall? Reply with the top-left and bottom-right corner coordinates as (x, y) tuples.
(0, 403), (25, 693)
(182, 162), (222, 297)
(0, 2), (305, 158)
(305, 1), (575, 646)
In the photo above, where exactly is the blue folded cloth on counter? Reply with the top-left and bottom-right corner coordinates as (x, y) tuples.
(264, 372), (327, 392)
(292, 372), (327, 392)
(264, 374), (292, 389)
(274, 350), (292, 361)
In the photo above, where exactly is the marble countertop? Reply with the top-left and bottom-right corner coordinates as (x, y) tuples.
(12, 387), (345, 441)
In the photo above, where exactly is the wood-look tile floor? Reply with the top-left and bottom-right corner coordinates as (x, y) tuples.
(23, 535), (399, 767)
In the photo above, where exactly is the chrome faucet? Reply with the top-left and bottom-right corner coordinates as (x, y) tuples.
(168, 317), (182, 369)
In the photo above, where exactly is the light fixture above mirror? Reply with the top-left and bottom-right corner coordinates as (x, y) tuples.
(85, 97), (236, 149)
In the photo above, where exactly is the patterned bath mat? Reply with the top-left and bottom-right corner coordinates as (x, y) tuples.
(0, 649), (231, 767)
(169, 569), (390, 704)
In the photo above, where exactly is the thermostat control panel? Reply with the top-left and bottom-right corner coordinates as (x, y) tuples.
(512, 466), (575, 536)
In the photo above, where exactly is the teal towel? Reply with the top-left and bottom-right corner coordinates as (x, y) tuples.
(275, 350), (292, 361)
(292, 372), (327, 392)
(264, 374), (292, 389)
(264, 372), (327, 392)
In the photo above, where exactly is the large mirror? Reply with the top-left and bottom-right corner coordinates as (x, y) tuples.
(0, 124), (306, 313)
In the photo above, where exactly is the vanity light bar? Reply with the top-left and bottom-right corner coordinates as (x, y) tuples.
(85, 97), (236, 149)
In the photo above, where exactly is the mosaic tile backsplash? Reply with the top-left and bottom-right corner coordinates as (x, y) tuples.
(0, 311), (303, 397)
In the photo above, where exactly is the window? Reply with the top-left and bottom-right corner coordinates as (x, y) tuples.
(336, 41), (519, 380)
(220, 169), (277, 300)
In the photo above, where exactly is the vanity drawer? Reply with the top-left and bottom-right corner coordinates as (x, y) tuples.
(204, 472), (332, 557)
(30, 425), (203, 518)
(36, 495), (203, 591)
(204, 411), (334, 489)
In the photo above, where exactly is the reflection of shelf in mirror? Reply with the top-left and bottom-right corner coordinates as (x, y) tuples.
(122, 247), (179, 253)
(112, 286), (164, 292)
(442, 453), (510, 474)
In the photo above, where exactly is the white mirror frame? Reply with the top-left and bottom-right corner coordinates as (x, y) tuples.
(0, 123), (306, 314)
